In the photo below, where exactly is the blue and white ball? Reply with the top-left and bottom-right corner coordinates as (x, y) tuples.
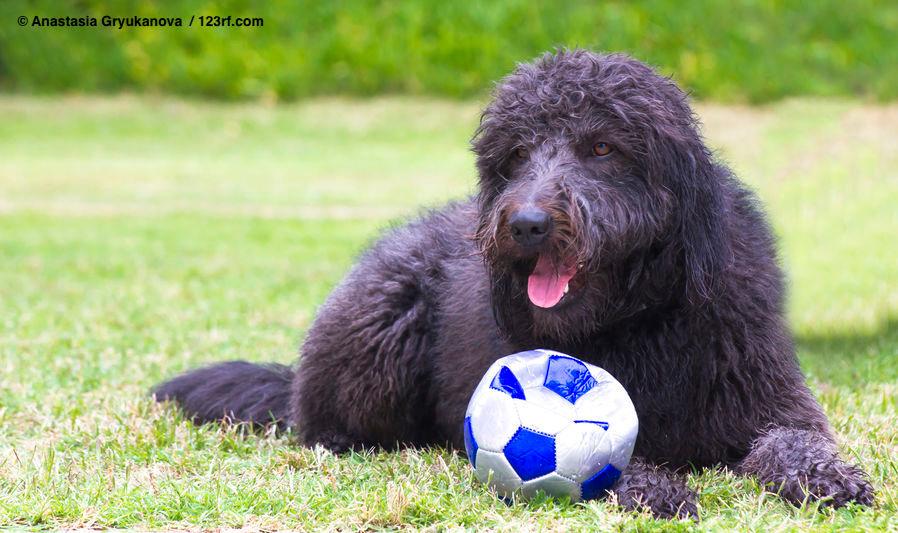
(463, 349), (638, 501)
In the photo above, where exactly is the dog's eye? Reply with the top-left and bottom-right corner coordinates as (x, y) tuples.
(592, 142), (613, 157)
(514, 147), (529, 159)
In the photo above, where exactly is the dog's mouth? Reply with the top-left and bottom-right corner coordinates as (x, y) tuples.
(526, 254), (583, 309)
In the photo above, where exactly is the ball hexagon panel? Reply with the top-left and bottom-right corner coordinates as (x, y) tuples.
(543, 354), (598, 404)
(555, 421), (613, 482)
(521, 472), (581, 501)
(573, 385), (638, 469)
(573, 381), (636, 424)
(467, 352), (547, 416)
(607, 432), (637, 470)
(467, 388), (521, 452)
(500, 350), (551, 388)
(502, 427), (556, 481)
(581, 463), (623, 500)
(513, 395), (573, 436)
(521, 384), (576, 420)
(474, 449), (523, 496)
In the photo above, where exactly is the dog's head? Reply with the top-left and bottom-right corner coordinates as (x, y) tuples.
(473, 50), (729, 341)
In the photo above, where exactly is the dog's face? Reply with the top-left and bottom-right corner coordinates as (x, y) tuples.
(474, 51), (726, 341)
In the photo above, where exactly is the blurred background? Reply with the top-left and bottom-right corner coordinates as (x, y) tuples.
(0, 1), (896, 529)
(2, 0), (897, 102)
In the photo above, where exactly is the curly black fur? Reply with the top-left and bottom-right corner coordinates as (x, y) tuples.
(737, 428), (875, 508)
(613, 459), (698, 518)
(154, 50), (874, 517)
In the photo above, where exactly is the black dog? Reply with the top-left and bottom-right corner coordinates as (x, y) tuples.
(156, 50), (873, 517)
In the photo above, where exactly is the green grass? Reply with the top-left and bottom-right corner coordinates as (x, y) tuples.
(0, 96), (896, 530)
(2, 0), (898, 102)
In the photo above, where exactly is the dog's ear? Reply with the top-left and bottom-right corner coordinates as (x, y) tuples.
(648, 125), (731, 303)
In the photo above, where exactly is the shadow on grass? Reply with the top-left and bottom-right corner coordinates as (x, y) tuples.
(796, 315), (898, 386)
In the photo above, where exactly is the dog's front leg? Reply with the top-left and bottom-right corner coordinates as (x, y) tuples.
(608, 457), (697, 518)
(737, 427), (874, 508)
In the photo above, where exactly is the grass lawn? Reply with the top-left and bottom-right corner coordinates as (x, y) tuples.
(0, 95), (895, 531)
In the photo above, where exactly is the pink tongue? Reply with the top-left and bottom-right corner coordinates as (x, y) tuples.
(527, 255), (576, 308)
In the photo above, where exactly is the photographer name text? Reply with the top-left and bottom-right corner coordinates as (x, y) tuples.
(20, 15), (263, 29)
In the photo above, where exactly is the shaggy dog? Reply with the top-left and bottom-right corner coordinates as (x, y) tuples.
(156, 50), (874, 517)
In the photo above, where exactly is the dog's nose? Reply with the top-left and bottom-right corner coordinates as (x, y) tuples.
(509, 208), (552, 247)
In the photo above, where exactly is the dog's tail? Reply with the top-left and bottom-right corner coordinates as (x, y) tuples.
(153, 361), (293, 430)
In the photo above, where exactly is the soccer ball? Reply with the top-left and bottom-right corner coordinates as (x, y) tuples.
(463, 349), (638, 502)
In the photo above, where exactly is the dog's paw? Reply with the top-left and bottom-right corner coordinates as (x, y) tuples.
(773, 459), (875, 508)
(739, 427), (875, 509)
(610, 459), (698, 519)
